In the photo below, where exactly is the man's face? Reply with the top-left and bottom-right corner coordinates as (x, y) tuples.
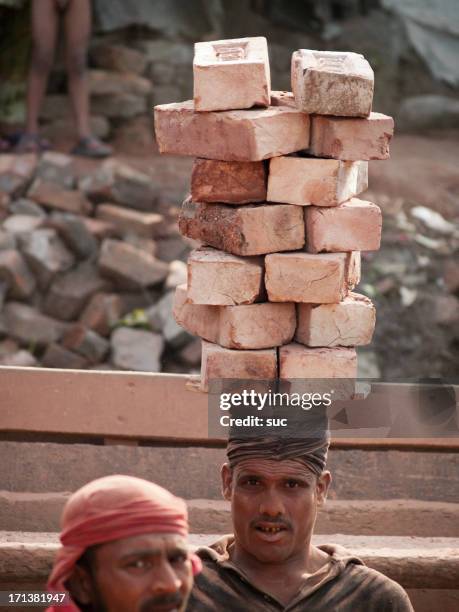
(72, 533), (193, 612)
(222, 458), (331, 564)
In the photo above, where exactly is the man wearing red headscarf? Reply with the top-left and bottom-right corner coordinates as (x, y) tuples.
(46, 474), (202, 612)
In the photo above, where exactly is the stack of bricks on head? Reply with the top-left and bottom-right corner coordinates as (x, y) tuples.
(154, 37), (394, 392)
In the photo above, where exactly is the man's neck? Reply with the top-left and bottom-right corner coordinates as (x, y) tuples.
(229, 538), (329, 606)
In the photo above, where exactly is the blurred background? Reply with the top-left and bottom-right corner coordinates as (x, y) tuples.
(0, 0), (458, 379)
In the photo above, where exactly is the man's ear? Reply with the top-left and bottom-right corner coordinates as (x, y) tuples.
(316, 470), (332, 506)
(221, 463), (233, 501)
(66, 565), (94, 606)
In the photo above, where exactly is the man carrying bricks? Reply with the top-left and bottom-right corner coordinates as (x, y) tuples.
(188, 420), (413, 611)
(45, 475), (201, 612)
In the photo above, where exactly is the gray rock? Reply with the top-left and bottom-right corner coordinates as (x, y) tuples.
(19, 228), (75, 290)
(8, 198), (46, 218)
(0, 249), (36, 299)
(3, 215), (43, 238)
(46, 212), (98, 259)
(98, 239), (168, 290)
(44, 262), (111, 321)
(0, 349), (38, 367)
(36, 151), (75, 189)
(152, 85), (183, 106)
(41, 343), (89, 369)
(398, 95), (459, 131)
(0, 230), (16, 251)
(1, 302), (67, 346)
(91, 92), (147, 119)
(146, 290), (191, 348)
(62, 323), (110, 364)
(110, 327), (164, 372)
(140, 40), (194, 65)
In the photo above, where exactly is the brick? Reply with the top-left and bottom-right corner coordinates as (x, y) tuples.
(174, 284), (295, 349)
(3, 214), (43, 237)
(200, 340), (277, 391)
(270, 90), (297, 108)
(98, 239), (168, 290)
(279, 343), (357, 378)
(154, 100), (310, 161)
(81, 217), (117, 240)
(79, 160), (158, 212)
(0, 250), (36, 299)
(193, 37), (270, 112)
(79, 292), (123, 337)
(9, 198), (46, 217)
(36, 151), (75, 189)
(110, 327), (164, 372)
(41, 343), (89, 369)
(305, 198), (382, 253)
(267, 157), (368, 207)
(292, 50), (374, 117)
(44, 262), (111, 321)
(96, 203), (164, 238)
(179, 199), (305, 256)
(265, 252), (358, 303)
(1, 302), (67, 346)
(187, 247), (264, 305)
(19, 228), (75, 289)
(62, 323), (109, 364)
(0, 154), (37, 197)
(0, 230), (16, 251)
(310, 113), (395, 161)
(295, 292), (375, 347)
(28, 179), (93, 215)
(191, 159), (267, 204)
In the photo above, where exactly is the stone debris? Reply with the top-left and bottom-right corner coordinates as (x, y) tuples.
(1, 302), (67, 346)
(46, 212), (98, 260)
(110, 327), (164, 372)
(291, 50), (374, 117)
(305, 198), (382, 253)
(191, 159), (267, 204)
(62, 323), (110, 364)
(146, 290), (191, 348)
(36, 152), (75, 189)
(0, 250), (36, 299)
(41, 343), (89, 370)
(186, 247), (264, 305)
(79, 292), (123, 337)
(28, 179), (93, 215)
(193, 37), (270, 112)
(267, 157), (368, 207)
(96, 203), (164, 238)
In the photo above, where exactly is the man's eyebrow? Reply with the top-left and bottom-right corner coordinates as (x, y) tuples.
(120, 546), (188, 560)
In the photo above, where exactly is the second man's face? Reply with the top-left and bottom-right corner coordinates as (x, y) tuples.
(82, 533), (194, 612)
(222, 458), (330, 564)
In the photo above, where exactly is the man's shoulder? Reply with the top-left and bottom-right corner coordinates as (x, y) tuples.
(340, 562), (413, 610)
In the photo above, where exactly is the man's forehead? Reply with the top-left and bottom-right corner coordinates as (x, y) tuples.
(96, 532), (188, 558)
(233, 458), (315, 479)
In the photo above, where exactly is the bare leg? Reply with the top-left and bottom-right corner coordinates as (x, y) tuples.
(63, 0), (91, 139)
(25, 0), (59, 136)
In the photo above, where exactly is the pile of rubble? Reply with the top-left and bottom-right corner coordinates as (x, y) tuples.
(154, 37), (395, 389)
(0, 152), (200, 371)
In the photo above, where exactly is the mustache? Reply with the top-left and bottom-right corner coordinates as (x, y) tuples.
(250, 515), (293, 530)
(139, 592), (184, 611)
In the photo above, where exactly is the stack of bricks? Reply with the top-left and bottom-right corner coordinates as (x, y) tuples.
(154, 39), (394, 391)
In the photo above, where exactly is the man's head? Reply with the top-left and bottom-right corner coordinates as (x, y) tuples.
(222, 435), (331, 565)
(47, 475), (200, 612)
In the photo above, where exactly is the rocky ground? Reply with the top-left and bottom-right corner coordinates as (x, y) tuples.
(0, 129), (458, 379)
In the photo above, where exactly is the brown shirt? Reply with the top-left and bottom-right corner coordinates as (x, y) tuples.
(188, 535), (414, 611)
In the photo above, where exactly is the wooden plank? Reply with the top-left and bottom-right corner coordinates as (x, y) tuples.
(0, 367), (458, 450)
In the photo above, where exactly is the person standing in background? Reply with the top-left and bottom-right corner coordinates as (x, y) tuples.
(16, 0), (112, 157)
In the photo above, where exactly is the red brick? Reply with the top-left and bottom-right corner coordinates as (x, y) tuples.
(193, 37), (270, 112)
(292, 50), (374, 117)
(191, 159), (267, 204)
(41, 343), (89, 369)
(305, 198), (382, 253)
(174, 284), (295, 349)
(179, 199), (305, 256)
(154, 100), (310, 161)
(200, 340), (277, 391)
(62, 323), (109, 364)
(310, 113), (394, 161)
(186, 247), (264, 305)
(265, 252), (358, 303)
(279, 343), (357, 378)
(295, 293), (375, 347)
(79, 292), (123, 337)
(267, 157), (368, 207)
(28, 179), (92, 215)
(0, 249), (36, 299)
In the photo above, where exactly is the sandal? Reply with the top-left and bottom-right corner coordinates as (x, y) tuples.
(71, 136), (112, 158)
(14, 133), (50, 153)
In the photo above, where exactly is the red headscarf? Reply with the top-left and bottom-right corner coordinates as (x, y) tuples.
(46, 475), (202, 612)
